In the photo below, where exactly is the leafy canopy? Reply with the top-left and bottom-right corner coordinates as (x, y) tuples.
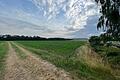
(95, 0), (120, 38)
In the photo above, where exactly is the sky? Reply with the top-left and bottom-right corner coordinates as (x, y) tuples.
(0, 0), (103, 38)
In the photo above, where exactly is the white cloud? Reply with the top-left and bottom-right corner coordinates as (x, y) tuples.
(31, 0), (99, 31)
(0, 15), (74, 38)
(0, 0), (100, 38)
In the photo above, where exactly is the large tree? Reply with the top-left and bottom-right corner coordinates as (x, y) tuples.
(95, 0), (120, 39)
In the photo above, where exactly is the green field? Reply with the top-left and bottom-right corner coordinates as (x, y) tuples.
(17, 41), (86, 57)
(16, 41), (117, 80)
(0, 42), (7, 79)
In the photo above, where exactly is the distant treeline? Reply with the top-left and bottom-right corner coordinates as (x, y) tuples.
(0, 35), (72, 41)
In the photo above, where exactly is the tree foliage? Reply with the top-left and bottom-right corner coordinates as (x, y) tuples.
(89, 36), (101, 46)
(0, 35), (71, 41)
(95, 0), (120, 38)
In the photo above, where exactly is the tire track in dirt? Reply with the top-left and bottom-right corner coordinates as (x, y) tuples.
(4, 42), (73, 80)
(4, 42), (35, 80)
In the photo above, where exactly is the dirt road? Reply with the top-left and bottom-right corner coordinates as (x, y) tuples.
(4, 42), (73, 80)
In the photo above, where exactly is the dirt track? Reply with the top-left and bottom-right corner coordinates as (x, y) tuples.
(4, 42), (73, 80)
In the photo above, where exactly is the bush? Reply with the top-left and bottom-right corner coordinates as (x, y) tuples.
(89, 36), (101, 46)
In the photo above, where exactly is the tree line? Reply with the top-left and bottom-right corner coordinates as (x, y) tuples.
(0, 35), (72, 41)
(89, 33), (120, 47)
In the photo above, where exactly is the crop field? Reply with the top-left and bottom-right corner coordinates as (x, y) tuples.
(0, 42), (7, 79)
(16, 41), (117, 80)
(17, 41), (86, 57)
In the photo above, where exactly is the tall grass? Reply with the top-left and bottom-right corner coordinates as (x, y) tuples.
(0, 42), (8, 80)
(17, 41), (116, 80)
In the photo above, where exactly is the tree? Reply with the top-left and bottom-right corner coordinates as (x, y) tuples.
(95, 0), (120, 39)
(89, 36), (101, 46)
(99, 33), (114, 42)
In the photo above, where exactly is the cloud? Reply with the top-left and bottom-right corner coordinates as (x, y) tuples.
(0, 0), (101, 38)
(31, 0), (99, 30)
(0, 16), (74, 38)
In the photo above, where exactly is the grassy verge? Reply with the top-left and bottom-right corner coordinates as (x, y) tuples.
(92, 45), (120, 79)
(92, 45), (120, 66)
(16, 41), (116, 80)
(11, 42), (27, 60)
(0, 42), (8, 80)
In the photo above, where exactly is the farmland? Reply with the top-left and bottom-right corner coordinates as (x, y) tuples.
(16, 41), (86, 57)
(0, 41), (119, 80)
(0, 42), (7, 79)
(16, 41), (117, 80)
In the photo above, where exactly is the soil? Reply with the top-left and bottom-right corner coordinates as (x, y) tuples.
(4, 42), (73, 80)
